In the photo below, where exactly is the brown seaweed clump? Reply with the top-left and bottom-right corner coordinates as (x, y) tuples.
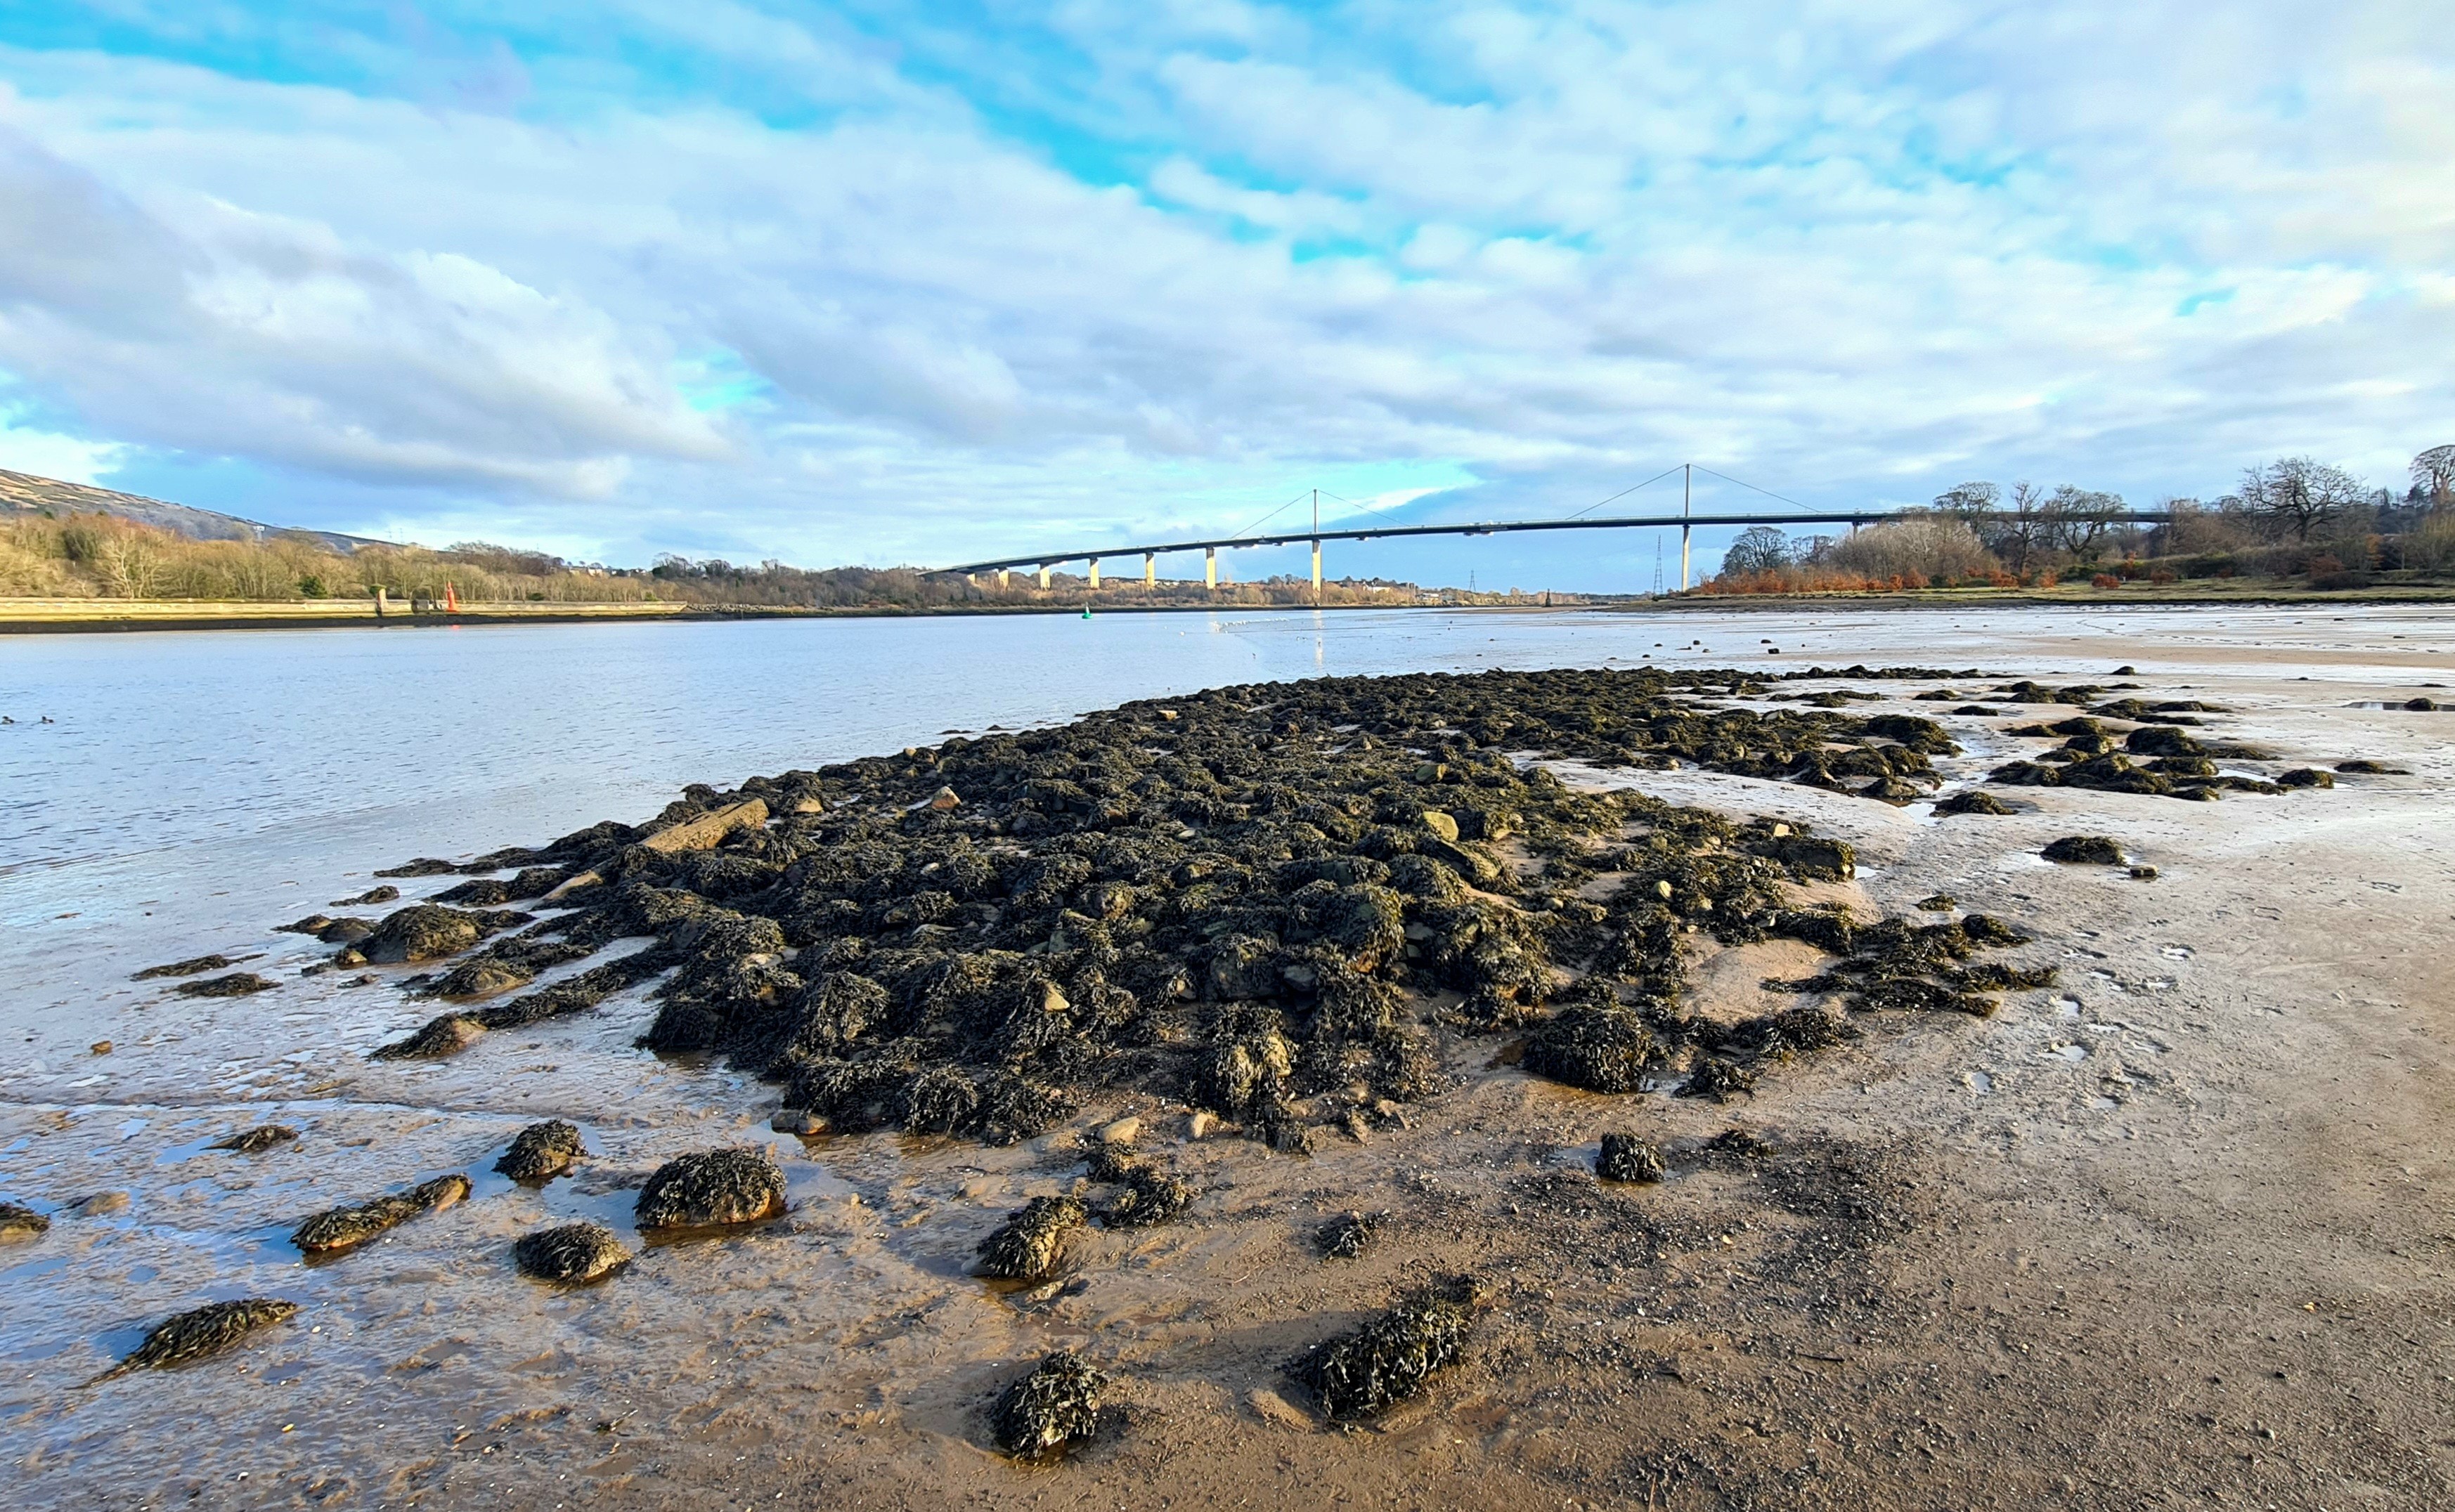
(1316, 1211), (1384, 1259)
(976, 1195), (1087, 1282)
(1595, 1132), (1666, 1183)
(2042, 835), (2125, 865)
(495, 1120), (585, 1182)
(173, 972), (276, 998)
(1289, 1277), (1480, 1421)
(210, 1125), (298, 1154)
(991, 1350), (1109, 1458)
(133, 954), (234, 979)
(513, 1223), (631, 1283)
(1933, 790), (2011, 816)
(95, 1299), (298, 1380)
(0, 1201), (49, 1241)
(634, 1148), (786, 1230)
(292, 1174), (472, 1255)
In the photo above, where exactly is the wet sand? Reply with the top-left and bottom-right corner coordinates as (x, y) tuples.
(6, 608), (2454, 1509)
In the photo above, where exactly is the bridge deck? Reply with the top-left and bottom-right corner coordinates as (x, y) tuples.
(938, 509), (2175, 576)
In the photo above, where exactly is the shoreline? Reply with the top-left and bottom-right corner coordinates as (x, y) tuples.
(8, 581), (2455, 634)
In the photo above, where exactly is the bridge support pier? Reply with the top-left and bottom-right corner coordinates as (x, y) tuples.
(1088, 558), (1101, 590)
(1311, 539), (1321, 598)
(997, 568), (1009, 589)
(1144, 552), (1155, 589)
(1205, 546), (1217, 590)
(1038, 563), (1051, 590)
(1680, 525), (1691, 592)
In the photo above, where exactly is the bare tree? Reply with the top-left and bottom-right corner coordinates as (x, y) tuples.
(2413, 445), (2455, 508)
(1978, 481), (2048, 572)
(2038, 485), (2126, 559)
(2234, 457), (2367, 541)
(1720, 526), (1792, 577)
(1932, 481), (2000, 519)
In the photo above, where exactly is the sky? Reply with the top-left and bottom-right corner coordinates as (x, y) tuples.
(0, 1), (2448, 589)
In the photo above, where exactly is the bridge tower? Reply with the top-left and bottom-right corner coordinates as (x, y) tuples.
(1144, 552), (1155, 589)
(1087, 557), (1101, 589)
(1205, 546), (1218, 590)
(1678, 463), (1692, 592)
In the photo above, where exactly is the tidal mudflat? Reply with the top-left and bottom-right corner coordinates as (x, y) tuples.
(5, 608), (2454, 1509)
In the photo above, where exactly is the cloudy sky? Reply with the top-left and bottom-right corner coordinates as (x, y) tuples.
(0, 2), (2447, 587)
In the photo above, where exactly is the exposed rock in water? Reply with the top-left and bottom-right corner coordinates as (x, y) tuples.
(1522, 1007), (1657, 1094)
(133, 954), (233, 980)
(495, 1120), (585, 1182)
(370, 1014), (488, 1060)
(1288, 1277), (1479, 1421)
(95, 1300), (298, 1379)
(356, 904), (529, 965)
(332, 885), (400, 906)
(2334, 759), (2410, 774)
(173, 972), (276, 998)
(374, 858), (460, 878)
(514, 1222), (630, 1283)
(2042, 835), (2126, 865)
(211, 1125), (298, 1154)
(1915, 894), (1957, 911)
(0, 1201), (49, 1241)
(991, 1350), (1108, 1459)
(976, 1194), (1086, 1282)
(1595, 1132), (1666, 1183)
(633, 1148), (786, 1230)
(292, 1174), (472, 1255)
(2277, 768), (2335, 789)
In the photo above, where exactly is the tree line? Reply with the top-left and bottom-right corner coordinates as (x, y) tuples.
(1707, 444), (2455, 593)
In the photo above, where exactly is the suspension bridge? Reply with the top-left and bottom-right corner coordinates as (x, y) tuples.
(935, 464), (2176, 594)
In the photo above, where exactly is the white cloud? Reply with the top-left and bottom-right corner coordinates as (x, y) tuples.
(0, 1), (2445, 580)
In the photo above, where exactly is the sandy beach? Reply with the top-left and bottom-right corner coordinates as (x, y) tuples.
(5, 608), (2451, 1511)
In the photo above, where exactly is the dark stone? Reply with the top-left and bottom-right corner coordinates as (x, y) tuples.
(2042, 836), (2126, 865)
(1288, 1278), (1478, 1421)
(976, 1194), (1085, 1282)
(172, 972), (276, 998)
(991, 1350), (1108, 1459)
(495, 1120), (584, 1182)
(514, 1222), (629, 1283)
(134, 954), (233, 980)
(292, 1175), (471, 1255)
(97, 1300), (297, 1379)
(210, 1125), (298, 1154)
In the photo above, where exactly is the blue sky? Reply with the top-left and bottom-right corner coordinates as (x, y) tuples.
(0, 1), (2447, 587)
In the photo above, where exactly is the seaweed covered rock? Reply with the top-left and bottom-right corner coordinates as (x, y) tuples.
(96, 1299), (297, 1379)
(0, 1201), (48, 1242)
(1522, 1005), (1655, 1093)
(634, 1148), (786, 1230)
(174, 972), (276, 998)
(976, 1194), (1087, 1281)
(1289, 1278), (1480, 1421)
(1933, 789), (2011, 816)
(134, 953), (234, 980)
(1595, 1132), (1666, 1183)
(991, 1350), (1108, 1459)
(2042, 835), (2126, 865)
(2277, 768), (2335, 789)
(356, 904), (527, 965)
(292, 1174), (472, 1255)
(370, 1012), (488, 1060)
(495, 1120), (584, 1182)
(210, 1125), (297, 1154)
(514, 1222), (630, 1283)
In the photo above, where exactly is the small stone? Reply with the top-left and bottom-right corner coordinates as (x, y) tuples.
(1418, 809), (1460, 842)
(1914, 894), (1957, 912)
(495, 1120), (584, 1182)
(212, 1125), (299, 1154)
(72, 1191), (131, 1217)
(772, 1107), (828, 1135)
(1096, 1116), (1142, 1147)
(1186, 1111), (1218, 1140)
(2129, 865), (2159, 880)
(2042, 835), (2125, 865)
(90, 1040), (112, 1055)
(928, 786), (963, 810)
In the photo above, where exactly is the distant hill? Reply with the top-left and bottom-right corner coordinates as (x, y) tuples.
(0, 468), (387, 554)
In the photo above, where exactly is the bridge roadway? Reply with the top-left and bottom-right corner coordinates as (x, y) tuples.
(937, 507), (2176, 594)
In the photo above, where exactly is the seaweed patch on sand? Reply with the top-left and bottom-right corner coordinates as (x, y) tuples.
(360, 668), (2055, 1146)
